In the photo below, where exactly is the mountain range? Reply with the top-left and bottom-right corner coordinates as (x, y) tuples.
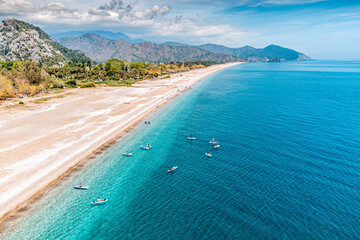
(51, 31), (145, 44)
(59, 33), (311, 63)
(197, 44), (311, 61)
(0, 19), (312, 65)
(0, 19), (90, 66)
(58, 34), (241, 63)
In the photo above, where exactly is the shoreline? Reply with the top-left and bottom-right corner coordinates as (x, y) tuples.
(0, 62), (241, 232)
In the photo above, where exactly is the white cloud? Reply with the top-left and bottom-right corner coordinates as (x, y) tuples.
(44, 2), (67, 11)
(0, 0), (36, 15)
(0, 0), (248, 44)
(134, 4), (170, 20)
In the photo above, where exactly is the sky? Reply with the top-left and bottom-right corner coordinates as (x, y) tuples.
(0, 0), (359, 59)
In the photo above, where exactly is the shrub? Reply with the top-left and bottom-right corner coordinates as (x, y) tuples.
(18, 83), (31, 94)
(21, 60), (44, 84)
(52, 82), (63, 88)
(80, 82), (96, 88)
(66, 80), (77, 88)
(0, 75), (14, 98)
(19, 101), (24, 104)
(28, 85), (39, 95)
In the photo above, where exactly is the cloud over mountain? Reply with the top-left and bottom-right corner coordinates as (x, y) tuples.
(0, 0), (245, 45)
(0, 0), (358, 59)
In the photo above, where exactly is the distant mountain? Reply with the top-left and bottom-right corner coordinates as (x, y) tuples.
(197, 44), (312, 61)
(51, 31), (145, 43)
(59, 34), (241, 63)
(0, 19), (90, 66)
(162, 41), (189, 47)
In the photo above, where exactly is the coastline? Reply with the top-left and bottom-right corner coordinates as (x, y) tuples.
(0, 62), (241, 231)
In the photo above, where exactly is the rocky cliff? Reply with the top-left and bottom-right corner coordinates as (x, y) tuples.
(0, 19), (90, 66)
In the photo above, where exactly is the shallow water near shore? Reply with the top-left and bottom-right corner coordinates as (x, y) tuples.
(2, 61), (360, 239)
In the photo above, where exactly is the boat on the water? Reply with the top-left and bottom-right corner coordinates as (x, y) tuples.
(74, 185), (88, 190)
(91, 198), (108, 205)
(168, 166), (178, 172)
(205, 153), (212, 157)
(141, 145), (152, 150)
(213, 144), (220, 149)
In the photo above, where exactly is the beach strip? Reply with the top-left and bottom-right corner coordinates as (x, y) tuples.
(0, 62), (240, 229)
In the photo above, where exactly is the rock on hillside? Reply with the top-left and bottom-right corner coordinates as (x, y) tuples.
(0, 19), (90, 66)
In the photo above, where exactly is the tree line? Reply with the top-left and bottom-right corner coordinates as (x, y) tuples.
(0, 59), (215, 99)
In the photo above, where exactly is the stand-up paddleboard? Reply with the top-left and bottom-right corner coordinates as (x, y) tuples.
(168, 166), (178, 172)
(205, 153), (212, 157)
(141, 146), (152, 150)
(74, 186), (88, 190)
(213, 144), (220, 149)
(187, 137), (196, 140)
(123, 153), (132, 156)
(209, 138), (218, 144)
(91, 199), (108, 205)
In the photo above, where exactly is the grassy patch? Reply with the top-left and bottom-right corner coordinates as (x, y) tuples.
(32, 93), (69, 104)
(107, 80), (134, 87)
(80, 82), (96, 88)
(5, 103), (28, 109)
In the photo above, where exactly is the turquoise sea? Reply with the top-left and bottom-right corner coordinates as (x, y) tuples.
(2, 61), (360, 239)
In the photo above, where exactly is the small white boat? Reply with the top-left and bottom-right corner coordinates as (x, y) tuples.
(141, 146), (152, 150)
(205, 153), (212, 157)
(74, 186), (88, 190)
(168, 166), (178, 172)
(187, 137), (196, 140)
(213, 144), (220, 149)
(91, 199), (108, 205)
(123, 153), (132, 156)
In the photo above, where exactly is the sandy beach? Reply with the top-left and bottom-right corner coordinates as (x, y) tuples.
(0, 62), (240, 228)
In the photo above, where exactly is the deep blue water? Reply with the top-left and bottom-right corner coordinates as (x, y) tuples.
(2, 61), (360, 239)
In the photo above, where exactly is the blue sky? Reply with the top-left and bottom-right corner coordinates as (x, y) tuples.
(0, 0), (359, 59)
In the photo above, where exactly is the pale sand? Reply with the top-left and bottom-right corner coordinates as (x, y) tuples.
(0, 62), (240, 228)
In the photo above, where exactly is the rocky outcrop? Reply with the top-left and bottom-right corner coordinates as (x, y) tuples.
(0, 19), (90, 66)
